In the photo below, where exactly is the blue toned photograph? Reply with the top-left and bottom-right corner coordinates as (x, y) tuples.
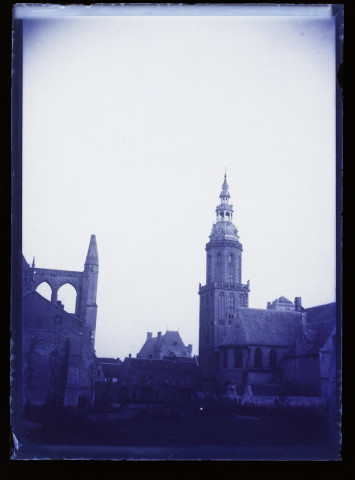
(11, 3), (342, 461)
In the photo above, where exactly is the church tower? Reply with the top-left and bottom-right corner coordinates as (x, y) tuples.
(199, 175), (250, 380)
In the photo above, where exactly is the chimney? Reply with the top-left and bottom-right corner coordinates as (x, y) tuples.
(147, 332), (152, 340)
(295, 297), (302, 312)
(157, 331), (162, 341)
(128, 353), (131, 358)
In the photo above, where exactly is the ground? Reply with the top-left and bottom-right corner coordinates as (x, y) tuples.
(16, 404), (340, 460)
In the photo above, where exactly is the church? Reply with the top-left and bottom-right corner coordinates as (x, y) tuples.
(18, 175), (337, 410)
(21, 235), (99, 408)
(198, 175), (336, 401)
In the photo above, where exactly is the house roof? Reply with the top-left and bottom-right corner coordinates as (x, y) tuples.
(275, 296), (293, 304)
(100, 363), (126, 379)
(124, 357), (199, 374)
(97, 357), (123, 364)
(137, 330), (190, 358)
(221, 308), (303, 347)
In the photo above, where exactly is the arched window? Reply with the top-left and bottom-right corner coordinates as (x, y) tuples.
(36, 281), (52, 301)
(219, 292), (225, 319)
(254, 348), (262, 368)
(234, 348), (243, 368)
(269, 348), (278, 369)
(216, 253), (222, 266)
(57, 283), (77, 313)
(229, 294), (235, 307)
(207, 255), (212, 282)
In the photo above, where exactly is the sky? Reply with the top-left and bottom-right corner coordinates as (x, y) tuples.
(18, 4), (337, 359)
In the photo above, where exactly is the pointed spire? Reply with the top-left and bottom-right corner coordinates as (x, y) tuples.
(85, 234), (99, 267)
(220, 173), (230, 198)
(32, 256), (35, 268)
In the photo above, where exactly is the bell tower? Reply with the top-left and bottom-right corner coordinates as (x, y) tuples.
(199, 175), (250, 380)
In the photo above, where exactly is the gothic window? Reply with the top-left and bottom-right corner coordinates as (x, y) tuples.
(219, 292), (225, 319)
(228, 254), (233, 264)
(229, 294), (235, 307)
(234, 348), (243, 368)
(269, 349), (278, 369)
(207, 254), (212, 282)
(254, 348), (263, 368)
(57, 283), (77, 313)
(36, 281), (52, 302)
(216, 253), (222, 266)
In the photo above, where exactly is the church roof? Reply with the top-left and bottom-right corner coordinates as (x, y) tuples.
(284, 303), (336, 358)
(22, 254), (30, 270)
(221, 308), (303, 347)
(23, 291), (82, 327)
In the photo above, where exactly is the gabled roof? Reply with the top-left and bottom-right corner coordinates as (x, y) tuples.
(138, 330), (190, 358)
(221, 308), (303, 347)
(276, 296), (293, 304)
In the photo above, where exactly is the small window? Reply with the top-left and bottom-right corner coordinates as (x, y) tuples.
(229, 295), (235, 307)
(140, 375), (145, 385)
(254, 348), (262, 368)
(234, 348), (243, 368)
(269, 349), (278, 369)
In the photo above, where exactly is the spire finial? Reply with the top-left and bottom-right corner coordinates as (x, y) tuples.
(220, 172), (230, 198)
(32, 256), (35, 268)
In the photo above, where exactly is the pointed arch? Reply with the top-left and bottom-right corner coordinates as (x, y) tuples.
(36, 281), (52, 301)
(57, 283), (77, 313)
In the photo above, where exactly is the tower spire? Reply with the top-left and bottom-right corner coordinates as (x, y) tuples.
(85, 234), (99, 267)
(211, 174), (237, 238)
